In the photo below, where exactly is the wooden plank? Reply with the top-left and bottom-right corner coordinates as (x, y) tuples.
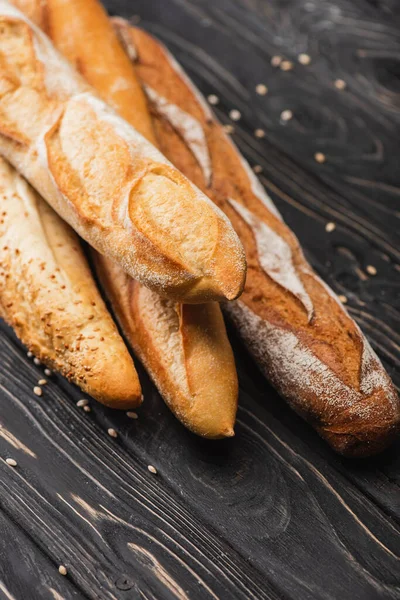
(0, 0), (399, 598)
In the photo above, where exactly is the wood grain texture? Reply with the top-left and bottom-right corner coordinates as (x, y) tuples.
(0, 0), (399, 599)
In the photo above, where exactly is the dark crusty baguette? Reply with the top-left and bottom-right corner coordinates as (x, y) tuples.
(0, 156), (142, 408)
(14, 0), (239, 438)
(0, 1), (246, 304)
(114, 20), (400, 456)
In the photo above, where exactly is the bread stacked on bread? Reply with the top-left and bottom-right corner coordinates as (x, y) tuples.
(0, 0), (398, 454)
(112, 20), (400, 457)
(0, 1), (246, 303)
(8, 0), (239, 439)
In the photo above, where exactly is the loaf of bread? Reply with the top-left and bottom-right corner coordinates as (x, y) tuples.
(0, 1), (246, 303)
(14, 0), (239, 438)
(0, 156), (141, 408)
(96, 257), (238, 438)
(114, 20), (400, 456)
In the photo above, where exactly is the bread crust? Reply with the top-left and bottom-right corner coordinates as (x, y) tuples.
(95, 254), (237, 438)
(14, 0), (239, 438)
(0, 1), (246, 303)
(0, 156), (141, 408)
(115, 21), (400, 456)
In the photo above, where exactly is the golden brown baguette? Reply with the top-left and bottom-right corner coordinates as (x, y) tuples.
(97, 258), (237, 438)
(16, 0), (238, 438)
(115, 21), (400, 456)
(0, 156), (141, 408)
(0, 1), (246, 304)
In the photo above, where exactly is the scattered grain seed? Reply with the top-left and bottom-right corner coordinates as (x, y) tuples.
(229, 109), (241, 121)
(338, 295), (348, 304)
(223, 124), (234, 134)
(27, 351), (33, 358)
(147, 465), (157, 474)
(255, 83), (268, 95)
(271, 55), (282, 67)
(207, 94), (219, 105)
(280, 109), (293, 122)
(254, 128), (265, 138)
(126, 411), (138, 419)
(83, 405), (91, 413)
(6, 458), (17, 467)
(38, 379), (47, 386)
(107, 428), (118, 438)
(44, 368), (51, 377)
(280, 60), (294, 71)
(298, 53), (311, 65)
(33, 386), (42, 397)
(76, 399), (88, 407)
(325, 222), (336, 233)
(58, 565), (67, 576)
(334, 78), (346, 90)
(33, 357), (41, 366)
(366, 265), (377, 276)
(253, 165), (263, 174)
(314, 152), (326, 163)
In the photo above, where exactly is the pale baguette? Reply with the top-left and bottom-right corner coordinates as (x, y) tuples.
(0, 1), (246, 303)
(0, 156), (141, 407)
(15, 0), (238, 438)
(115, 21), (400, 456)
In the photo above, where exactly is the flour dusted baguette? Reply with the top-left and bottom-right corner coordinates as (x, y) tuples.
(0, 156), (141, 408)
(115, 21), (400, 456)
(0, 1), (246, 304)
(15, 0), (238, 438)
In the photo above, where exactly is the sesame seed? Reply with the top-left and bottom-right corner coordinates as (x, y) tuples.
(147, 465), (157, 474)
(366, 265), (377, 276)
(38, 379), (47, 386)
(334, 79), (346, 90)
(271, 55), (282, 67)
(107, 428), (118, 438)
(255, 83), (268, 95)
(44, 368), (51, 377)
(254, 128), (265, 138)
(58, 565), (67, 576)
(6, 458), (17, 467)
(27, 351), (33, 358)
(33, 357), (41, 366)
(338, 295), (348, 304)
(280, 109), (293, 122)
(33, 386), (42, 397)
(76, 399), (88, 407)
(223, 124), (234, 134)
(229, 109), (241, 121)
(126, 411), (138, 419)
(83, 405), (91, 413)
(325, 222), (336, 233)
(253, 165), (263, 174)
(207, 94), (219, 105)
(314, 152), (326, 163)
(280, 60), (294, 71)
(298, 53), (311, 65)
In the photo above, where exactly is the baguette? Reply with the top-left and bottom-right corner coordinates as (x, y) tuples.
(115, 21), (400, 456)
(16, 0), (238, 438)
(0, 156), (141, 408)
(0, 1), (246, 303)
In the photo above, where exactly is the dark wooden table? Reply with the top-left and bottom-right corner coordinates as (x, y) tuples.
(1, 1), (399, 598)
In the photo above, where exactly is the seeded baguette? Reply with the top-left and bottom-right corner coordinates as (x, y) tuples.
(15, 0), (239, 438)
(0, 1), (246, 303)
(115, 21), (400, 456)
(0, 156), (141, 407)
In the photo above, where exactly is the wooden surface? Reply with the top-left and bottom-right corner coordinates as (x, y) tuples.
(1, 0), (400, 598)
